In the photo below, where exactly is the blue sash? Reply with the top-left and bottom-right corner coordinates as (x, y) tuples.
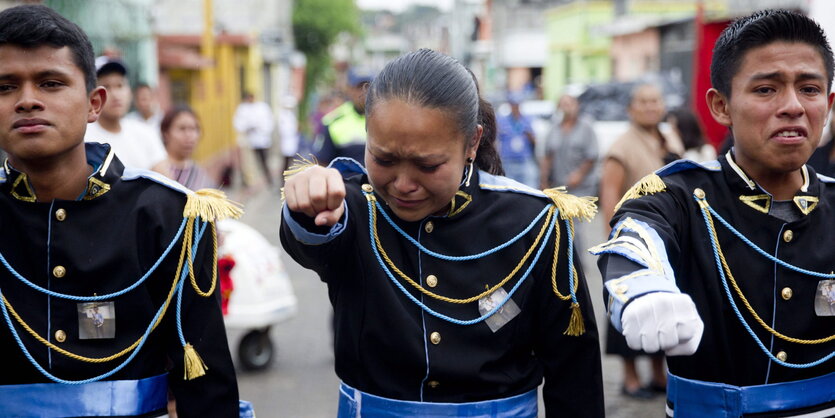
(0, 374), (168, 417)
(667, 371), (835, 417)
(337, 382), (537, 417)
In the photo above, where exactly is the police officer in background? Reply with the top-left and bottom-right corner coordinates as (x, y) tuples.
(592, 9), (835, 417)
(0, 5), (240, 417)
(314, 67), (373, 165)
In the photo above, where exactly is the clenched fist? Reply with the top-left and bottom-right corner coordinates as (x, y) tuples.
(284, 166), (347, 227)
(621, 292), (704, 356)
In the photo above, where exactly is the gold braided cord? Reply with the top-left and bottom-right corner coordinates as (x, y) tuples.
(1, 228), (190, 363)
(550, 218), (579, 301)
(187, 220), (218, 297)
(703, 205), (835, 345)
(371, 194), (555, 304)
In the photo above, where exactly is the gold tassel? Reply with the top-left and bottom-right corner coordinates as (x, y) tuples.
(614, 173), (666, 212)
(564, 302), (586, 336)
(184, 189), (244, 222)
(183, 343), (208, 380)
(542, 187), (598, 222)
(280, 154), (319, 200)
(282, 154), (318, 179)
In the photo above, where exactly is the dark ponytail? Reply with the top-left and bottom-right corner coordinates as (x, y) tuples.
(367, 48), (503, 175)
(475, 96), (503, 175)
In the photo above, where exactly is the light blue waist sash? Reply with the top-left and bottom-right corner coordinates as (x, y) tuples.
(337, 382), (537, 417)
(667, 371), (835, 417)
(0, 374), (168, 417)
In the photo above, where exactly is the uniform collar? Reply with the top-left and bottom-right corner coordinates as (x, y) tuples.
(446, 166), (478, 218)
(721, 149), (820, 216)
(1, 142), (123, 202)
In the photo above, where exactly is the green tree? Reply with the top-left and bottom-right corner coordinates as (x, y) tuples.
(293, 0), (361, 134)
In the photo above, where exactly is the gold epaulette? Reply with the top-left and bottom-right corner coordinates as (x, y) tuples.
(180, 188), (242, 380)
(614, 173), (666, 212)
(542, 187), (598, 222)
(184, 189), (244, 222)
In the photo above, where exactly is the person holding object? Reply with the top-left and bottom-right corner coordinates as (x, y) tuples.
(281, 49), (603, 417)
(0, 5), (241, 417)
(592, 9), (835, 417)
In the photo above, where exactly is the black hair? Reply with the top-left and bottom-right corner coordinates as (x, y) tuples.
(366, 48), (503, 175)
(0, 5), (96, 93)
(160, 105), (199, 146)
(711, 9), (834, 97)
(667, 108), (706, 151)
(134, 82), (151, 92)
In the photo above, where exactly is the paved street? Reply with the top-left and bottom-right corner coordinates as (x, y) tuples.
(228, 186), (666, 417)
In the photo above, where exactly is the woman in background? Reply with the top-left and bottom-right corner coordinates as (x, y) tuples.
(153, 106), (217, 190)
(667, 108), (717, 163)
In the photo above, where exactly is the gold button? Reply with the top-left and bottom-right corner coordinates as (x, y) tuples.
(426, 275), (438, 288)
(430, 331), (441, 345)
(55, 208), (67, 221)
(52, 265), (66, 278)
(361, 184), (373, 193)
(427, 380), (440, 388)
(781, 287), (793, 300)
(615, 284), (628, 294)
(424, 221), (434, 233)
(694, 188), (705, 199)
(54, 330), (66, 343)
(776, 351), (788, 361)
(783, 230), (794, 243)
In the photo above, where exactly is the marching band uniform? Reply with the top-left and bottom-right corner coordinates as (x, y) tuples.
(0, 143), (240, 417)
(280, 158), (604, 417)
(592, 151), (835, 417)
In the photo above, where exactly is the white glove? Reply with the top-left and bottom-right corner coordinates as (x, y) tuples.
(621, 292), (704, 356)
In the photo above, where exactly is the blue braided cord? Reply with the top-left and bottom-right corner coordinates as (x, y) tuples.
(0, 218), (189, 301)
(176, 220), (209, 345)
(706, 203), (835, 279)
(0, 256), (192, 384)
(697, 196), (835, 368)
(565, 219), (578, 305)
(373, 199), (551, 261)
(367, 198), (556, 325)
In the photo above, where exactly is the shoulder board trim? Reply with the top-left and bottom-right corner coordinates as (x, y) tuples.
(478, 171), (546, 198)
(328, 157), (367, 177)
(656, 159), (721, 177)
(818, 173), (835, 184)
(121, 167), (191, 194)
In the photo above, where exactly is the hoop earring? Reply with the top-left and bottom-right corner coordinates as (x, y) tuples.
(464, 158), (475, 187)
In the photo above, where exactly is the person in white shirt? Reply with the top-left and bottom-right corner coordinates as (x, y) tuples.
(278, 95), (300, 177)
(233, 91), (275, 186)
(84, 57), (166, 170)
(125, 82), (163, 132)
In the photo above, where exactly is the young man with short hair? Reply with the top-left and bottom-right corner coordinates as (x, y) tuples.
(0, 5), (239, 417)
(593, 9), (835, 416)
(126, 82), (164, 131)
(84, 57), (166, 170)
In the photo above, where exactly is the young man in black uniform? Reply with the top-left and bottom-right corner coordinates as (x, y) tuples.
(0, 5), (240, 417)
(592, 9), (835, 417)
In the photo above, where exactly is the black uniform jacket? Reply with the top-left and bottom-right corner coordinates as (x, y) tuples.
(0, 144), (239, 417)
(280, 161), (604, 417)
(599, 153), (835, 386)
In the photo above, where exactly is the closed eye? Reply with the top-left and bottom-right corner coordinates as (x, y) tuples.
(41, 81), (65, 89)
(372, 156), (393, 166)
